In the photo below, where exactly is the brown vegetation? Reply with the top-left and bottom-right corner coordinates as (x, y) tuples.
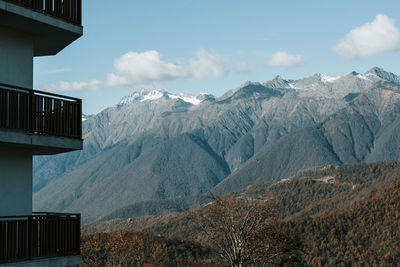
(196, 193), (304, 266)
(80, 162), (400, 266)
(81, 231), (218, 266)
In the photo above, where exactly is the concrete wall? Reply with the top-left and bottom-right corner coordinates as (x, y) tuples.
(0, 148), (32, 216)
(0, 25), (33, 88)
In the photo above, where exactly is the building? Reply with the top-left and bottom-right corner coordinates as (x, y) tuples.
(0, 0), (83, 266)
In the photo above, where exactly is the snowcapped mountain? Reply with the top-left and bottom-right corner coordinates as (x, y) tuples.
(82, 114), (93, 122)
(118, 90), (215, 106)
(261, 67), (400, 99)
(221, 67), (399, 101)
(34, 67), (400, 224)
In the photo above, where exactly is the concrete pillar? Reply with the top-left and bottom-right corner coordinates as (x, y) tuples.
(0, 25), (33, 88)
(0, 148), (32, 216)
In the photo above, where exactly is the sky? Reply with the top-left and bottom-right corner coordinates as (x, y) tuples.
(34, 0), (400, 115)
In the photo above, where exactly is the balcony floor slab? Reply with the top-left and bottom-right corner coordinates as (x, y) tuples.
(0, 129), (82, 155)
(0, 255), (82, 267)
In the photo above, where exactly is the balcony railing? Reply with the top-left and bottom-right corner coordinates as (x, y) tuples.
(0, 83), (82, 139)
(4, 0), (82, 25)
(0, 213), (81, 263)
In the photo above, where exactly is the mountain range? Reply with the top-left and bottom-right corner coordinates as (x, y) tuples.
(33, 67), (400, 223)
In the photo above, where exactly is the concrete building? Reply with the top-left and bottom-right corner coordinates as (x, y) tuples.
(0, 1), (83, 266)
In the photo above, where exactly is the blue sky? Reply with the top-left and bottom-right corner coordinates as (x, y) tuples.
(34, 0), (400, 114)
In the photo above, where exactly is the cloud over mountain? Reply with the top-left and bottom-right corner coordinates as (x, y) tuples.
(45, 50), (229, 92)
(106, 50), (187, 88)
(267, 51), (303, 67)
(188, 49), (228, 79)
(334, 14), (400, 59)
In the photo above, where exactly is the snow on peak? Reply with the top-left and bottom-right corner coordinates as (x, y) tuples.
(356, 73), (371, 81)
(287, 83), (298, 89)
(118, 90), (214, 106)
(82, 114), (93, 122)
(319, 74), (342, 83)
(118, 90), (165, 105)
(167, 92), (214, 105)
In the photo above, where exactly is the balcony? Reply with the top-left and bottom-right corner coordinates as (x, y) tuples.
(0, 83), (82, 140)
(0, 213), (81, 264)
(3, 0), (82, 25)
(0, 0), (83, 56)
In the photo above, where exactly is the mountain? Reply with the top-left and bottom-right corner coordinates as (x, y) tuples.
(33, 67), (400, 223)
(118, 90), (215, 106)
(33, 90), (214, 192)
(214, 80), (400, 193)
(82, 113), (94, 121)
(98, 195), (209, 223)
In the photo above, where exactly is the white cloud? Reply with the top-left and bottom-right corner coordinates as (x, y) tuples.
(334, 14), (400, 59)
(106, 50), (187, 88)
(106, 50), (227, 88)
(188, 49), (227, 79)
(44, 80), (102, 92)
(267, 51), (303, 67)
(44, 50), (231, 92)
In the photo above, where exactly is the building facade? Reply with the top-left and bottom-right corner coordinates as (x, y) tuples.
(0, 0), (83, 266)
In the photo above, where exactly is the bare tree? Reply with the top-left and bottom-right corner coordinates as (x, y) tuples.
(196, 193), (304, 267)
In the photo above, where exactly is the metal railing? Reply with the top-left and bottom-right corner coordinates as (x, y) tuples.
(0, 212), (81, 263)
(4, 0), (82, 25)
(0, 83), (82, 139)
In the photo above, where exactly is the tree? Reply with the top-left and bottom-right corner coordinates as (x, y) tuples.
(196, 193), (305, 267)
(81, 231), (171, 266)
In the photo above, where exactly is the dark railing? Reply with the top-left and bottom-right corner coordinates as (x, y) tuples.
(4, 0), (82, 25)
(0, 213), (81, 263)
(0, 83), (82, 139)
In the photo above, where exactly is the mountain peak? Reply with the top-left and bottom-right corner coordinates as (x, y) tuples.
(240, 81), (261, 87)
(82, 114), (93, 122)
(263, 75), (289, 89)
(118, 90), (166, 105)
(118, 90), (214, 106)
(367, 66), (385, 74)
(363, 67), (399, 83)
(318, 73), (342, 83)
(350, 71), (359, 76)
(273, 75), (284, 81)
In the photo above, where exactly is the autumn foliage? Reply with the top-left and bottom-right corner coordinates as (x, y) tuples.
(196, 194), (305, 266)
(81, 231), (219, 266)
(80, 162), (400, 266)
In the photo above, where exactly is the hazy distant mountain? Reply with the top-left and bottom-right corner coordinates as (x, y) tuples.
(33, 67), (400, 223)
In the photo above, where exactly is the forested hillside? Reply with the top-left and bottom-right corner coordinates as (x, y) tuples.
(82, 162), (400, 266)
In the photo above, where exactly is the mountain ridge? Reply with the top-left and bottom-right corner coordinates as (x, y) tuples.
(34, 67), (400, 223)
